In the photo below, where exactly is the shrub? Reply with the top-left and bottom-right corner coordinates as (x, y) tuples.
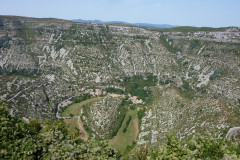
(150, 134), (189, 159)
(72, 93), (91, 104)
(121, 96), (132, 106)
(109, 107), (127, 138)
(123, 127), (127, 133)
(105, 87), (124, 94)
(179, 79), (195, 99)
(130, 105), (136, 110)
(29, 119), (42, 133)
(137, 108), (146, 126)
(189, 39), (200, 50)
(0, 34), (11, 49)
(159, 36), (182, 53)
(122, 74), (157, 102)
(123, 116), (132, 133)
(209, 69), (221, 80)
(191, 134), (226, 159)
(125, 141), (137, 153)
(69, 113), (74, 118)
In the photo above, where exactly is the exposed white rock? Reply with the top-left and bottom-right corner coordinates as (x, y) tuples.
(49, 34), (54, 43)
(45, 74), (55, 82)
(144, 39), (151, 52)
(37, 53), (47, 66)
(59, 48), (68, 58)
(197, 45), (205, 55)
(50, 47), (58, 60)
(226, 127), (240, 139)
(194, 65), (201, 71)
(197, 70), (214, 87)
(66, 59), (78, 75)
(95, 76), (101, 83)
(22, 117), (29, 123)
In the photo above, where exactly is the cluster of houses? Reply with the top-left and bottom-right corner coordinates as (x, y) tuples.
(80, 88), (143, 104)
(128, 95), (143, 104)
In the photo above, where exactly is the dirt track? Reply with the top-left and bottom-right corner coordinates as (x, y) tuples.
(78, 118), (88, 141)
(133, 118), (139, 141)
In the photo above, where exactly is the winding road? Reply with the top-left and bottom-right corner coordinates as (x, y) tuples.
(226, 127), (240, 139)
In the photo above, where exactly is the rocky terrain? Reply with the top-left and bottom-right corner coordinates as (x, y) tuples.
(82, 95), (123, 138)
(0, 15), (240, 144)
(138, 86), (240, 145)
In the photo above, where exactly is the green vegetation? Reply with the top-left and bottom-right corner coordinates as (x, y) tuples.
(14, 21), (36, 44)
(110, 107), (127, 138)
(210, 69), (221, 80)
(110, 109), (139, 153)
(121, 95), (133, 106)
(64, 118), (80, 137)
(189, 39), (200, 50)
(82, 121), (95, 136)
(137, 108), (146, 126)
(122, 74), (157, 102)
(72, 93), (92, 104)
(147, 26), (228, 32)
(124, 141), (137, 154)
(123, 115), (132, 133)
(179, 79), (195, 99)
(2, 100), (240, 159)
(0, 102), (120, 159)
(60, 96), (103, 117)
(0, 33), (11, 49)
(105, 87), (124, 94)
(159, 36), (182, 53)
(0, 68), (41, 77)
(150, 134), (189, 159)
(58, 24), (113, 48)
(1, 15), (240, 159)
(160, 79), (174, 85)
(125, 134), (240, 159)
(29, 119), (42, 133)
(130, 104), (136, 110)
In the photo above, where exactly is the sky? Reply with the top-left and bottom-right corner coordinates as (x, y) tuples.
(0, 0), (239, 27)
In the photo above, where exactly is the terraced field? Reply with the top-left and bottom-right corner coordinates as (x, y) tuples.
(110, 109), (139, 153)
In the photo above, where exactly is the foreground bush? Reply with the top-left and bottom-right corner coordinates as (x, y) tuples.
(124, 134), (240, 160)
(1, 101), (240, 159)
(0, 102), (120, 160)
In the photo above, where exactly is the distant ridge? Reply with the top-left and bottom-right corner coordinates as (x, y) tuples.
(71, 19), (178, 28)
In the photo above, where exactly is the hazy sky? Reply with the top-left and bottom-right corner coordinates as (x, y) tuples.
(0, 0), (239, 27)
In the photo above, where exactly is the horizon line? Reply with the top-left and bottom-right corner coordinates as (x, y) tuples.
(0, 14), (239, 29)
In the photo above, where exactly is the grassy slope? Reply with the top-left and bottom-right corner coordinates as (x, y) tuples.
(64, 118), (88, 141)
(62, 97), (105, 140)
(110, 109), (139, 153)
(61, 97), (103, 117)
(64, 118), (79, 135)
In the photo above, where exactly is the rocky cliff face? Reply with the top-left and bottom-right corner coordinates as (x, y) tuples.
(0, 16), (240, 143)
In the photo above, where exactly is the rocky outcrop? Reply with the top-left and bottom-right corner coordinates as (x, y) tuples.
(82, 95), (123, 138)
(0, 15), (239, 123)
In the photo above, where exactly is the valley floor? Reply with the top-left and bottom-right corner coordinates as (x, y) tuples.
(110, 109), (139, 153)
